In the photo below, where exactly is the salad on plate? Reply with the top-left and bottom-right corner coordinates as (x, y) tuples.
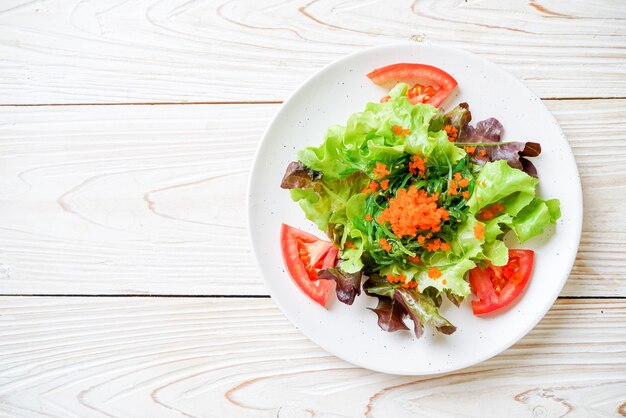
(279, 63), (561, 338)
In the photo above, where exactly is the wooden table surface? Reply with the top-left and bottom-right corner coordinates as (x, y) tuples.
(1, 1), (625, 417)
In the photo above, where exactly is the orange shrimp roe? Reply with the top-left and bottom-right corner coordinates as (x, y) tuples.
(391, 125), (410, 136)
(372, 162), (391, 179)
(386, 274), (406, 284)
(408, 154), (428, 177)
(448, 179), (459, 196)
(428, 267), (442, 279)
(417, 232), (433, 244)
(362, 180), (379, 194)
(477, 204), (506, 221)
(402, 281), (418, 289)
(378, 186), (449, 238)
(408, 255), (421, 264)
(379, 238), (392, 252)
(345, 241), (356, 250)
(443, 125), (458, 141)
(448, 173), (471, 197)
(464, 146), (476, 154)
(425, 238), (451, 252)
(380, 179), (389, 191)
(474, 223), (485, 240)
(365, 214), (373, 221)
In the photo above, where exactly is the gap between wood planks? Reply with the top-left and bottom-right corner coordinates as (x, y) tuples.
(1, 97), (625, 107)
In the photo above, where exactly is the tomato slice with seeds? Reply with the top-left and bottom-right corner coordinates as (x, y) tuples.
(407, 83), (439, 105)
(470, 250), (534, 315)
(280, 224), (338, 307)
(367, 63), (458, 107)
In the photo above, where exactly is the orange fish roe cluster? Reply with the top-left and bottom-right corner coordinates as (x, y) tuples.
(443, 124), (458, 141)
(477, 203), (506, 221)
(402, 281), (418, 289)
(386, 274), (406, 284)
(362, 180), (379, 194)
(345, 241), (356, 250)
(380, 179), (389, 191)
(448, 172), (471, 198)
(448, 179), (459, 196)
(365, 213), (373, 221)
(479, 149), (487, 157)
(408, 154), (428, 177)
(474, 223), (485, 240)
(425, 238), (451, 252)
(378, 186), (449, 238)
(391, 125), (411, 136)
(379, 238), (392, 252)
(408, 255), (421, 264)
(464, 146), (476, 154)
(428, 267), (442, 279)
(372, 162), (391, 179)
(417, 232), (432, 244)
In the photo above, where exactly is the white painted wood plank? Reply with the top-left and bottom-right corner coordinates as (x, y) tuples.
(0, 297), (624, 418)
(0, 0), (624, 104)
(0, 104), (276, 295)
(0, 101), (624, 296)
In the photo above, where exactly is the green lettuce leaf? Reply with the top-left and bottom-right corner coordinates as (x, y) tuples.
(479, 240), (509, 266)
(296, 83), (455, 180)
(467, 160), (538, 215)
(380, 258), (474, 298)
(289, 172), (369, 233)
(465, 160), (561, 243)
(511, 198), (561, 242)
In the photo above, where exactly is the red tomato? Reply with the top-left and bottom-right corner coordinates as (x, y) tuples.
(470, 250), (535, 315)
(367, 63), (458, 107)
(407, 83), (438, 105)
(280, 224), (338, 306)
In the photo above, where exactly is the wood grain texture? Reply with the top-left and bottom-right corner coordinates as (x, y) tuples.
(0, 0), (625, 104)
(0, 100), (624, 296)
(0, 297), (624, 418)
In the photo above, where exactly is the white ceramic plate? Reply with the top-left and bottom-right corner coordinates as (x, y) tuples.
(247, 43), (582, 375)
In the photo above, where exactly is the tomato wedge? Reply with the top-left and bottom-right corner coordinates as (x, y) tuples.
(367, 63), (458, 107)
(280, 224), (338, 306)
(469, 250), (534, 315)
